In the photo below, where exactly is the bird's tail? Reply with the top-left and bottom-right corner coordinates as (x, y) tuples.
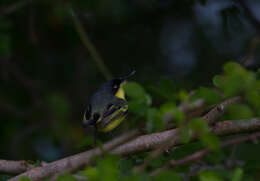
(120, 69), (136, 81)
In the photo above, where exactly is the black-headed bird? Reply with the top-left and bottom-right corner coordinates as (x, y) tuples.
(83, 70), (135, 141)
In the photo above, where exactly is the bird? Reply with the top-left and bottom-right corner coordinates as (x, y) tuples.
(83, 70), (135, 142)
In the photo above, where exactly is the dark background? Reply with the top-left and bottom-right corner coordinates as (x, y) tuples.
(0, 0), (259, 163)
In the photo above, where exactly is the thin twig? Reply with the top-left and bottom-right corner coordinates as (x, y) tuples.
(66, 5), (113, 80)
(150, 131), (260, 176)
(0, 0), (33, 18)
(241, 36), (260, 67)
(238, 0), (260, 68)
(238, 0), (260, 33)
(0, 103), (31, 118)
(163, 98), (205, 124)
(202, 96), (241, 125)
(135, 96), (241, 173)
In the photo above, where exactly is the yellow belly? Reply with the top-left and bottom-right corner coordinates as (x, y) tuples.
(97, 115), (126, 132)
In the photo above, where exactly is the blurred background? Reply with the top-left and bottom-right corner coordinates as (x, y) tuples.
(0, 0), (260, 162)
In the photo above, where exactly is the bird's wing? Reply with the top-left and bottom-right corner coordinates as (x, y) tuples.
(102, 104), (119, 119)
(100, 107), (128, 128)
(102, 97), (127, 119)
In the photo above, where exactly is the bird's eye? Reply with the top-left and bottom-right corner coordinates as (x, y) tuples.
(113, 85), (118, 89)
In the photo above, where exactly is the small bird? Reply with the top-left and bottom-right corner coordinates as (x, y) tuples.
(83, 70), (135, 141)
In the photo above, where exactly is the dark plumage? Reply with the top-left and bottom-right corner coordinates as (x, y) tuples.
(83, 70), (135, 133)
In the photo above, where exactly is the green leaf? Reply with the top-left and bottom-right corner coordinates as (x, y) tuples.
(173, 109), (185, 123)
(145, 94), (152, 106)
(159, 102), (176, 115)
(147, 108), (158, 121)
(159, 102), (185, 124)
(223, 62), (246, 75)
(119, 159), (134, 175)
(124, 82), (147, 100)
(152, 171), (182, 181)
(146, 107), (165, 132)
(189, 119), (219, 150)
(81, 167), (99, 181)
(222, 74), (246, 98)
(19, 177), (31, 181)
(226, 104), (254, 120)
(128, 100), (148, 117)
(189, 118), (209, 134)
(82, 155), (120, 181)
(215, 62), (258, 98)
(124, 82), (152, 108)
(213, 75), (224, 88)
(192, 87), (221, 104)
(246, 86), (260, 116)
(146, 108), (159, 133)
(180, 125), (192, 143)
(97, 155), (120, 181)
(122, 175), (139, 181)
(178, 89), (189, 102)
(199, 171), (223, 181)
(231, 168), (243, 181)
(201, 132), (220, 151)
(56, 174), (77, 181)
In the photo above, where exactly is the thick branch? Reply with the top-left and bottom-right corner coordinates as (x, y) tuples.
(0, 160), (33, 175)
(112, 118), (260, 155)
(150, 131), (260, 176)
(9, 129), (139, 181)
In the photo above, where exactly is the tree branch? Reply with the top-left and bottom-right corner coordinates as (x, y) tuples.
(9, 129), (140, 181)
(150, 131), (260, 176)
(202, 96), (241, 125)
(0, 160), (34, 175)
(112, 118), (260, 156)
(0, 0), (33, 18)
(135, 96), (241, 173)
(66, 5), (113, 80)
(9, 118), (260, 181)
(238, 0), (260, 33)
